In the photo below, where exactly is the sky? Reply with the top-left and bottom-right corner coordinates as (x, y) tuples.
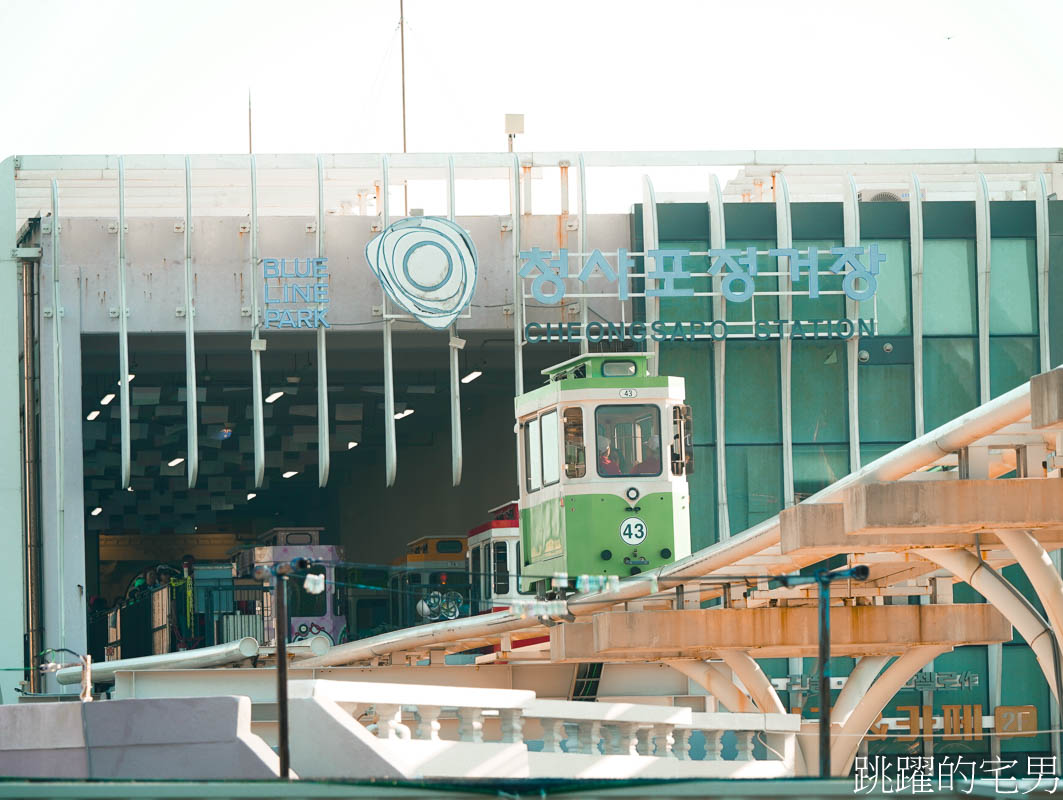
(1, 0), (1061, 158)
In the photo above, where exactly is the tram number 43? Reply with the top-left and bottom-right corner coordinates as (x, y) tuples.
(620, 517), (647, 545)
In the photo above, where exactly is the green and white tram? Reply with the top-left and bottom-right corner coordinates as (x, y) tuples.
(516, 353), (694, 595)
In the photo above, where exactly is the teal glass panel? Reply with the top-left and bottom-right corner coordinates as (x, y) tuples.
(859, 442), (905, 466)
(793, 444), (848, 501)
(858, 239), (911, 335)
(924, 647), (992, 759)
(725, 445), (783, 533)
(924, 239), (977, 335)
(659, 340), (714, 444)
(923, 337), (979, 430)
(1000, 645), (1051, 755)
(724, 240), (778, 325)
(791, 239), (845, 321)
(859, 363), (915, 442)
(658, 238), (711, 323)
(989, 239), (1037, 335)
(791, 341), (848, 443)
(989, 336), (1038, 398)
(724, 340), (780, 443)
(688, 443), (717, 551)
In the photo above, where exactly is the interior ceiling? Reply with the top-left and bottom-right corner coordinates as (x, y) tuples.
(81, 332), (574, 536)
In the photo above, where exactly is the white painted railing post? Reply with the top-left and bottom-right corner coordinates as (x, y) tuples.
(500, 708), (524, 743)
(704, 729), (723, 760)
(575, 721), (600, 754)
(540, 718), (564, 753)
(735, 730), (755, 761)
(673, 728), (691, 761)
(651, 724), (674, 757)
(415, 705), (441, 741)
(457, 707), (484, 743)
(636, 727), (651, 755)
(374, 704), (402, 739)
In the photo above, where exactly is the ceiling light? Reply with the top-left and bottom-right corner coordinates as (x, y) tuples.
(117, 373), (135, 386)
(461, 370), (482, 384)
(91, 507), (102, 516)
(347, 441), (358, 449)
(101, 393), (115, 405)
(394, 408), (415, 420)
(247, 492), (257, 500)
(283, 470), (298, 478)
(86, 410), (100, 421)
(266, 391), (284, 404)
(167, 457), (184, 467)
(126, 487), (134, 492)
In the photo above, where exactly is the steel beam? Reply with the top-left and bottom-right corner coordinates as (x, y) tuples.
(641, 175), (659, 375)
(183, 157), (199, 488)
(316, 155), (330, 488)
(842, 175), (861, 472)
(776, 174), (795, 506)
(447, 155), (463, 487)
(910, 173), (925, 437)
(117, 157), (131, 488)
(1036, 173), (1051, 372)
(708, 174), (730, 539)
(975, 173), (991, 403)
(250, 155), (265, 488)
(381, 155), (397, 487)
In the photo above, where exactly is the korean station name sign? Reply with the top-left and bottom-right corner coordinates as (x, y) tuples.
(262, 258), (331, 329)
(519, 245), (885, 342)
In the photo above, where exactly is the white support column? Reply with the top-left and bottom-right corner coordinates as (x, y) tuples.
(718, 651), (787, 715)
(843, 175), (861, 472)
(909, 173), (926, 437)
(315, 155), (330, 488)
(249, 155), (265, 489)
(776, 174), (795, 507)
(831, 655), (890, 726)
(1035, 174), (1051, 372)
(116, 157), (131, 489)
(975, 173), (991, 404)
(995, 530), (1063, 646)
(446, 155), (463, 487)
(641, 174), (660, 375)
(667, 660), (757, 713)
(380, 155), (397, 487)
(39, 180), (87, 688)
(0, 158), (26, 703)
(181, 158), (199, 489)
(577, 153), (589, 355)
(916, 547), (1058, 698)
(511, 153), (524, 397)
(709, 175), (730, 538)
(831, 645), (951, 776)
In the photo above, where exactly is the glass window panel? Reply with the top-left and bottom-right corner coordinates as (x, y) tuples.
(540, 410), (560, 486)
(793, 444), (849, 501)
(688, 444), (717, 551)
(563, 407), (586, 478)
(989, 238), (1037, 334)
(989, 336), (1039, 398)
(791, 239), (845, 321)
(923, 239), (976, 335)
(658, 239), (710, 323)
(859, 239), (911, 335)
(859, 363), (915, 442)
(725, 445), (783, 534)
(724, 341), (781, 443)
(859, 442), (904, 466)
(493, 542), (510, 596)
(923, 337), (979, 430)
(999, 645), (1051, 754)
(791, 341), (848, 443)
(725, 240), (778, 325)
(595, 405), (662, 477)
(525, 418), (541, 491)
(659, 341), (713, 444)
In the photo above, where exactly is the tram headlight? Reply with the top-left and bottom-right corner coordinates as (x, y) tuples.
(600, 549), (613, 561)
(625, 487), (640, 502)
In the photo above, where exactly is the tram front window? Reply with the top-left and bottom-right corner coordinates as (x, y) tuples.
(493, 542), (509, 595)
(288, 566), (327, 617)
(595, 404), (663, 478)
(563, 408), (586, 478)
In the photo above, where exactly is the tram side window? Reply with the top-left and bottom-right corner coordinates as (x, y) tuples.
(525, 418), (542, 491)
(470, 548), (482, 610)
(541, 411), (560, 486)
(493, 542), (510, 595)
(595, 404), (663, 478)
(563, 408), (586, 478)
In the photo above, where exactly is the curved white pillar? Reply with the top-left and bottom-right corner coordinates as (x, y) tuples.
(667, 659), (757, 713)
(995, 530), (1063, 648)
(718, 650), (787, 715)
(916, 547), (1058, 698)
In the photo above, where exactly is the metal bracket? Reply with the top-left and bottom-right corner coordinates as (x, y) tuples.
(240, 306), (252, 318)
(449, 336), (466, 350)
(176, 306), (195, 318)
(501, 304), (514, 316)
(40, 222), (52, 234)
(371, 216), (383, 232)
(565, 218), (579, 231)
(305, 222), (317, 234)
(239, 223), (251, 233)
(250, 338), (267, 352)
(11, 247), (42, 260)
(107, 222), (128, 234)
(108, 307), (130, 319)
(499, 217), (513, 232)
(43, 307), (64, 318)
(372, 305), (383, 317)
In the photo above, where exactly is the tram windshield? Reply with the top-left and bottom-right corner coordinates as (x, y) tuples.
(595, 405), (663, 478)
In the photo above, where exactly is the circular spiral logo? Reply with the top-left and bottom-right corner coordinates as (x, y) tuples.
(365, 216), (478, 330)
